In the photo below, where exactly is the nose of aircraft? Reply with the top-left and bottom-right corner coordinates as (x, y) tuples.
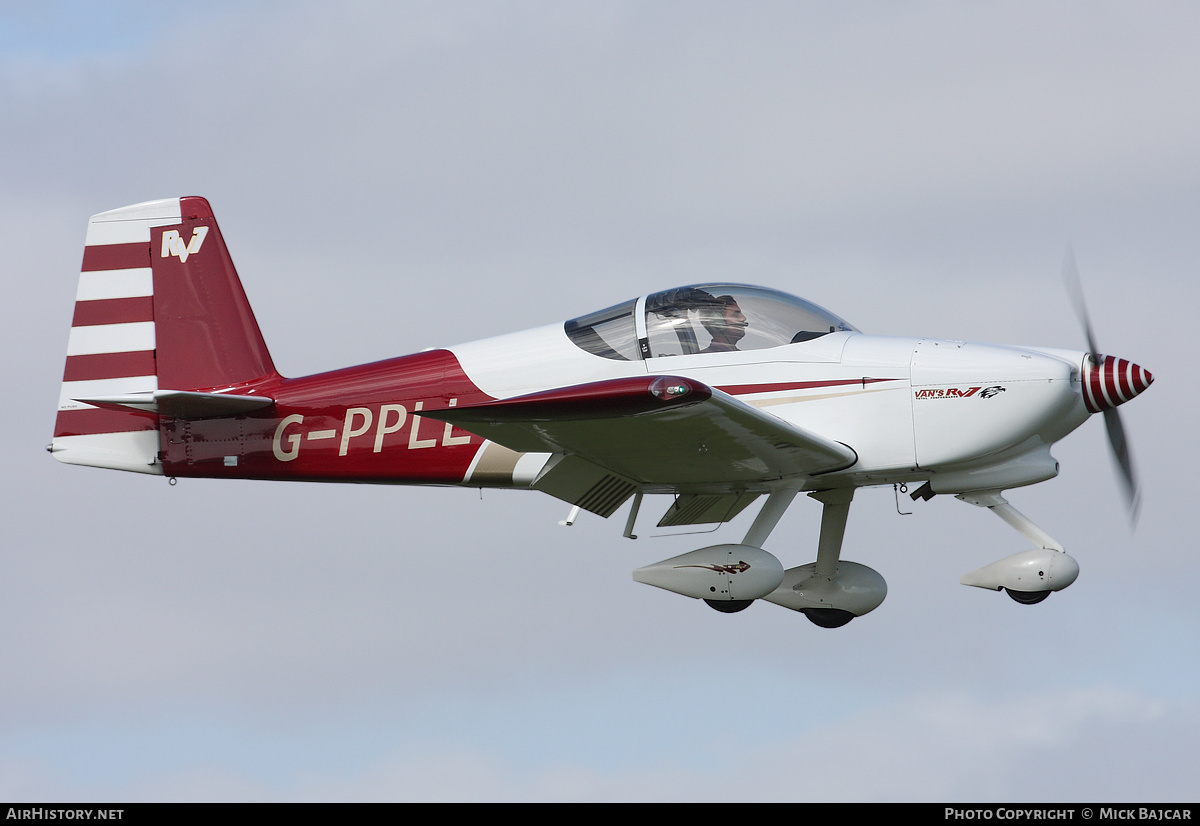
(1082, 355), (1153, 413)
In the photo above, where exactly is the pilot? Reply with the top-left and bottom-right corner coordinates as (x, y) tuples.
(699, 295), (747, 353)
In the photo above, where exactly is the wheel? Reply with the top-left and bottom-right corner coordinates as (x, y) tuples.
(704, 599), (753, 614)
(801, 608), (855, 628)
(1005, 588), (1051, 605)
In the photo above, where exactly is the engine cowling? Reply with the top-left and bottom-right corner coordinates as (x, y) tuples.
(632, 544), (785, 602)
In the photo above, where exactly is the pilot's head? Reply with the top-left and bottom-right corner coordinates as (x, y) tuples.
(700, 295), (747, 352)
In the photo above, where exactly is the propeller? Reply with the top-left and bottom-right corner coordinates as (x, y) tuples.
(1062, 245), (1151, 525)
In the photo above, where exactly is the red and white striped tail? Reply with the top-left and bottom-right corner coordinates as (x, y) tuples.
(51, 197), (276, 474)
(52, 199), (181, 473)
(1082, 354), (1154, 414)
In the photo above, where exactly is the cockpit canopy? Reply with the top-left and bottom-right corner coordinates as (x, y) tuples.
(564, 284), (858, 361)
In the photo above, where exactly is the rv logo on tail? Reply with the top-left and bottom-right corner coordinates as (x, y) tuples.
(161, 227), (209, 262)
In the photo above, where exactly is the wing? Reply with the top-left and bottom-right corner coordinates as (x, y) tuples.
(424, 375), (857, 494)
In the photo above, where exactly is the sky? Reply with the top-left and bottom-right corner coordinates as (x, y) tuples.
(1, 0), (1197, 802)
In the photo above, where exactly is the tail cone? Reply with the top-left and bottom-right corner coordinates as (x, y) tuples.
(1083, 355), (1153, 414)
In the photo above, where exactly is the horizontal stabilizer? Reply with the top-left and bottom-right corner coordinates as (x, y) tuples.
(73, 390), (274, 419)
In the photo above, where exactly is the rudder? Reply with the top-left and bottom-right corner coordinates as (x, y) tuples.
(151, 197), (275, 390)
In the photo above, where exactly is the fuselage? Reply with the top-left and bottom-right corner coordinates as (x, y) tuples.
(156, 317), (1092, 497)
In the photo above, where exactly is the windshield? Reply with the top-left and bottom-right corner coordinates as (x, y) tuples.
(563, 298), (640, 361)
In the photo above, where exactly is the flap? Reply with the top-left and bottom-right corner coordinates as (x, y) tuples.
(531, 454), (639, 518)
(423, 375), (857, 489)
(656, 492), (761, 527)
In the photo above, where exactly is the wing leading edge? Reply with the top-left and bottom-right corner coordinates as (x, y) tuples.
(423, 375), (857, 491)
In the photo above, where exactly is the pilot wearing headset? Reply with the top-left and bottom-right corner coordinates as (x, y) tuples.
(699, 295), (748, 353)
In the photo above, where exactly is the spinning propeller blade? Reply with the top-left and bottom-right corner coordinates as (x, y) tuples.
(1062, 245), (1151, 525)
(1062, 244), (1101, 361)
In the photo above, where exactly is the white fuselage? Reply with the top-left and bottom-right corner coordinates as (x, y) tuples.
(449, 324), (1090, 495)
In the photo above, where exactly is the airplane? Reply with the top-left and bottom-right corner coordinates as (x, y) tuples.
(49, 196), (1153, 627)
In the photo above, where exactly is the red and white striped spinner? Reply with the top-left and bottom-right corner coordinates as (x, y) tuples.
(1082, 354), (1153, 414)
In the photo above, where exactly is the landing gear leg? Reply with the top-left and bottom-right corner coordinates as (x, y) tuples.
(811, 488), (854, 578)
(956, 491), (1064, 552)
(798, 489), (858, 628)
(741, 488), (799, 547)
(760, 488), (887, 624)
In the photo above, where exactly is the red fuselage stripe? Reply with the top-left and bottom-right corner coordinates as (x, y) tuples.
(717, 377), (896, 396)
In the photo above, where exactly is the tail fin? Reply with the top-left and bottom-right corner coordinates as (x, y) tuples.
(52, 196), (277, 473)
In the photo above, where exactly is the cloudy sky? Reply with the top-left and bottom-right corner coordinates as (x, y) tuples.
(2, 1), (1196, 801)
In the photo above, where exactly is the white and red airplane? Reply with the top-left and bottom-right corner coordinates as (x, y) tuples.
(50, 197), (1153, 627)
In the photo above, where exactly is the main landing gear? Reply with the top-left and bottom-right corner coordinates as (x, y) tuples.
(757, 489), (888, 627)
(632, 487), (887, 627)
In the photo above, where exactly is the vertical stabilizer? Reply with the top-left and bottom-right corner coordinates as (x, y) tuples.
(150, 197), (275, 390)
(51, 197), (277, 473)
